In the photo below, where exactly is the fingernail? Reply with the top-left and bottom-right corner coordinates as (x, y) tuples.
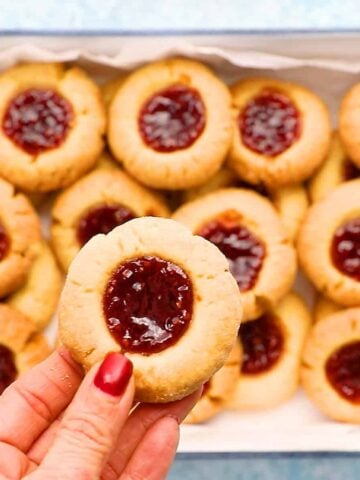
(94, 352), (133, 397)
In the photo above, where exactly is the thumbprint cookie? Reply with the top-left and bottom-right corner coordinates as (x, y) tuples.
(51, 168), (170, 271)
(309, 132), (360, 203)
(182, 168), (308, 242)
(185, 342), (242, 424)
(7, 242), (62, 330)
(228, 77), (331, 188)
(0, 178), (41, 297)
(173, 188), (296, 321)
(0, 304), (51, 394)
(0, 63), (106, 192)
(339, 82), (360, 169)
(229, 293), (311, 410)
(301, 308), (360, 423)
(108, 58), (232, 189)
(59, 217), (242, 403)
(313, 295), (341, 324)
(298, 179), (360, 307)
(101, 76), (126, 110)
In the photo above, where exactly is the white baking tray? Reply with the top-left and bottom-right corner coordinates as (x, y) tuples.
(2, 32), (360, 453)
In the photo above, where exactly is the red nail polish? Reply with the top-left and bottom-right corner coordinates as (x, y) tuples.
(94, 352), (133, 396)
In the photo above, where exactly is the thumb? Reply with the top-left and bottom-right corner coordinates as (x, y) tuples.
(34, 352), (134, 480)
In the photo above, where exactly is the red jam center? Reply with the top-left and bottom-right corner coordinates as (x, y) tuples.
(103, 256), (193, 355)
(138, 84), (206, 152)
(3, 88), (73, 154)
(343, 159), (360, 181)
(0, 222), (9, 262)
(331, 218), (360, 281)
(197, 214), (265, 292)
(239, 89), (301, 156)
(239, 314), (284, 375)
(325, 341), (360, 403)
(0, 344), (17, 394)
(77, 204), (136, 246)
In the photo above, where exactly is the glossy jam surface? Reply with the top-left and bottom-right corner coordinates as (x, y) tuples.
(343, 159), (360, 181)
(3, 88), (73, 154)
(77, 204), (136, 246)
(325, 341), (360, 403)
(331, 218), (360, 281)
(103, 256), (193, 354)
(0, 222), (9, 262)
(0, 344), (17, 394)
(239, 314), (284, 375)
(239, 89), (301, 156)
(138, 84), (205, 152)
(197, 214), (265, 292)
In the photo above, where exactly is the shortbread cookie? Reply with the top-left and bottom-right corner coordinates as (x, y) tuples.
(301, 308), (360, 423)
(0, 63), (106, 192)
(7, 242), (63, 330)
(0, 304), (51, 394)
(59, 217), (242, 403)
(0, 178), (41, 297)
(313, 295), (341, 323)
(183, 168), (308, 242)
(228, 77), (331, 188)
(339, 82), (360, 168)
(309, 132), (360, 203)
(298, 179), (360, 306)
(108, 58), (233, 189)
(173, 189), (296, 320)
(185, 342), (242, 424)
(51, 168), (170, 270)
(229, 293), (311, 410)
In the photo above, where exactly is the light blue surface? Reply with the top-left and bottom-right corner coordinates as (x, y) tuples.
(1, 1), (359, 479)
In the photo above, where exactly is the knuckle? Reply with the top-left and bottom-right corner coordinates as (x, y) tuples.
(61, 413), (111, 453)
(11, 382), (53, 423)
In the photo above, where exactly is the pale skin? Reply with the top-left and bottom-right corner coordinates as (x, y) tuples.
(0, 347), (201, 480)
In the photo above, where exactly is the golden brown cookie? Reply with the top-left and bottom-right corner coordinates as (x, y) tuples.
(0, 63), (106, 192)
(51, 168), (170, 271)
(301, 308), (360, 423)
(298, 179), (360, 307)
(108, 58), (233, 190)
(7, 242), (63, 330)
(173, 188), (296, 321)
(185, 342), (242, 424)
(229, 293), (311, 410)
(228, 77), (331, 188)
(309, 132), (360, 203)
(183, 168), (308, 242)
(101, 76), (126, 110)
(59, 217), (242, 403)
(0, 304), (51, 394)
(339, 82), (360, 168)
(313, 295), (341, 323)
(0, 178), (42, 297)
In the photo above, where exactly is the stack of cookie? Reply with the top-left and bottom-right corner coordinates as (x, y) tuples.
(0, 58), (358, 426)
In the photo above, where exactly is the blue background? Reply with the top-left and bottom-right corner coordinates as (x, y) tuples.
(1, 1), (359, 478)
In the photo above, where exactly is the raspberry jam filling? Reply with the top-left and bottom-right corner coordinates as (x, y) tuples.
(3, 88), (73, 154)
(138, 84), (206, 152)
(197, 213), (265, 292)
(103, 256), (193, 355)
(331, 218), (360, 281)
(239, 314), (284, 375)
(325, 341), (360, 403)
(0, 344), (17, 394)
(77, 204), (136, 246)
(0, 222), (9, 262)
(239, 89), (301, 156)
(343, 159), (360, 181)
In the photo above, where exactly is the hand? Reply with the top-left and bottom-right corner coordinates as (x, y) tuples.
(0, 347), (201, 479)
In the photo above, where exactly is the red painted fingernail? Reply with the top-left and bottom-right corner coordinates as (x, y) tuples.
(94, 352), (133, 397)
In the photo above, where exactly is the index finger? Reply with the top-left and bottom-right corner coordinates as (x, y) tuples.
(0, 347), (83, 452)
